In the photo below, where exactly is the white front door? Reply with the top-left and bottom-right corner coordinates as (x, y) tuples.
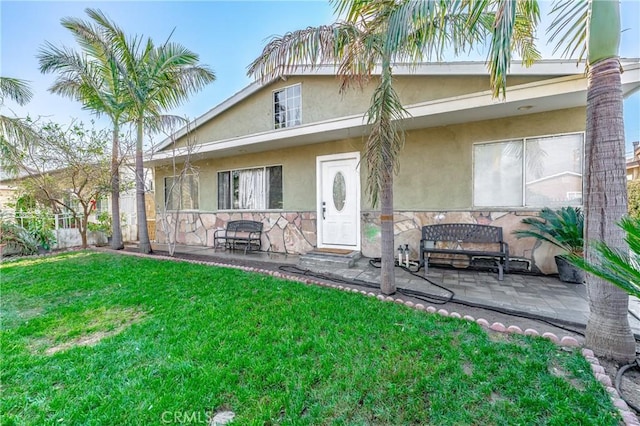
(317, 153), (360, 249)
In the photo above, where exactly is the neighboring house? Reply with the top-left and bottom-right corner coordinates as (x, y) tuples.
(148, 59), (640, 274)
(0, 183), (16, 211)
(0, 162), (151, 246)
(0, 169), (20, 211)
(626, 141), (640, 181)
(94, 162), (155, 243)
(525, 172), (583, 206)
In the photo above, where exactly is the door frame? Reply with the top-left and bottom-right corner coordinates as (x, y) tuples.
(316, 152), (361, 250)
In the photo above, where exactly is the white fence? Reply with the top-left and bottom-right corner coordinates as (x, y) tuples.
(13, 211), (79, 230)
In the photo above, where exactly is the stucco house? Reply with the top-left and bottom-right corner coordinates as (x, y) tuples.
(627, 141), (640, 181)
(148, 59), (640, 274)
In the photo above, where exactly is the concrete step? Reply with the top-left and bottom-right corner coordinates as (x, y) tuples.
(298, 249), (361, 272)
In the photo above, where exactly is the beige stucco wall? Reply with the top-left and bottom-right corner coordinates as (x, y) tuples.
(392, 107), (587, 210)
(168, 74), (556, 150)
(155, 106), (586, 214)
(154, 138), (364, 212)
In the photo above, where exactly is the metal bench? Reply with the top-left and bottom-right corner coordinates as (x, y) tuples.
(419, 223), (509, 280)
(213, 220), (263, 254)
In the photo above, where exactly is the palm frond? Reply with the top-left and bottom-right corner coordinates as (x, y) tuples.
(568, 217), (640, 299)
(364, 65), (409, 206)
(144, 114), (188, 134)
(513, 206), (584, 255)
(547, 0), (588, 62)
(511, 0), (542, 67)
(38, 23), (131, 124)
(247, 23), (373, 85)
(140, 43), (215, 111)
(0, 77), (33, 106)
(331, 0), (379, 22)
(487, 0), (516, 99)
(0, 115), (40, 151)
(375, 0), (492, 66)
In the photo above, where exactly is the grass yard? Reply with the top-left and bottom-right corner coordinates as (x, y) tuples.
(1, 251), (620, 425)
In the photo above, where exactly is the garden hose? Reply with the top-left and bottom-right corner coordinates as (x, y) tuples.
(278, 260), (588, 338)
(615, 358), (640, 413)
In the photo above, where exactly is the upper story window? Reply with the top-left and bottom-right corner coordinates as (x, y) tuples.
(218, 165), (283, 210)
(164, 174), (199, 210)
(473, 133), (584, 208)
(274, 84), (301, 129)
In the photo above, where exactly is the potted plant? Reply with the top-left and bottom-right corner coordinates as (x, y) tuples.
(513, 206), (584, 283)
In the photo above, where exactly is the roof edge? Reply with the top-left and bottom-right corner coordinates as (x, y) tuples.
(153, 58), (640, 153)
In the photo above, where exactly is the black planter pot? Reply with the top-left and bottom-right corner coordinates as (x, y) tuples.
(555, 255), (585, 284)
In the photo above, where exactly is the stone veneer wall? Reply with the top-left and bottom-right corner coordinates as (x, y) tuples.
(361, 210), (559, 274)
(155, 211), (317, 255)
(156, 209), (558, 274)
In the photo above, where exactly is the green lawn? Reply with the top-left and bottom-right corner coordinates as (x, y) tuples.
(1, 251), (619, 425)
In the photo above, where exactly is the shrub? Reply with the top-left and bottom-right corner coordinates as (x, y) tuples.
(628, 180), (640, 218)
(568, 216), (640, 299)
(87, 211), (112, 235)
(0, 213), (38, 256)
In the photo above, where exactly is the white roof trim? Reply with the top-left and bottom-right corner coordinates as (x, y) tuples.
(289, 59), (589, 76)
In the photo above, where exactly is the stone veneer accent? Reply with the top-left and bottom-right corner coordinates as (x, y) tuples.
(155, 211), (317, 255)
(156, 209), (559, 274)
(361, 210), (560, 274)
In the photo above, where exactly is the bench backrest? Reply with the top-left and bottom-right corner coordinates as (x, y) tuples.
(226, 220), (263, 233)
(421, 223), (503, 243)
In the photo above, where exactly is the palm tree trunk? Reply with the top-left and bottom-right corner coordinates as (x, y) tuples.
(380, 167), (396, 295)
(136, 118), (151, 254)
(110, 122), (124, 250)
(584, 57), (635, 362)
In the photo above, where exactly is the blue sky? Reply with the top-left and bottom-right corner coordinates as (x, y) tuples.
(1, 1), (639, 151)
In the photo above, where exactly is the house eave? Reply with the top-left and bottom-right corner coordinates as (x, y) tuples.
(147, 61), (640, 167)
(155, 59), (637, 153)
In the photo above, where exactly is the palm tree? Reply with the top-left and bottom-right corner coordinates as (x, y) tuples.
(0, 77), (37, 173)
(248, 21), (413, 295)
(38, 11), (132, 250)
(546, 0), (636, 362)
(83, 9), (215, 254)
(347, 0), (635, 362)
(248, 1), (538, 295)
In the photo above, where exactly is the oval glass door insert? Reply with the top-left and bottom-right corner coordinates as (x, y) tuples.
(333, 172), (346, 211)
